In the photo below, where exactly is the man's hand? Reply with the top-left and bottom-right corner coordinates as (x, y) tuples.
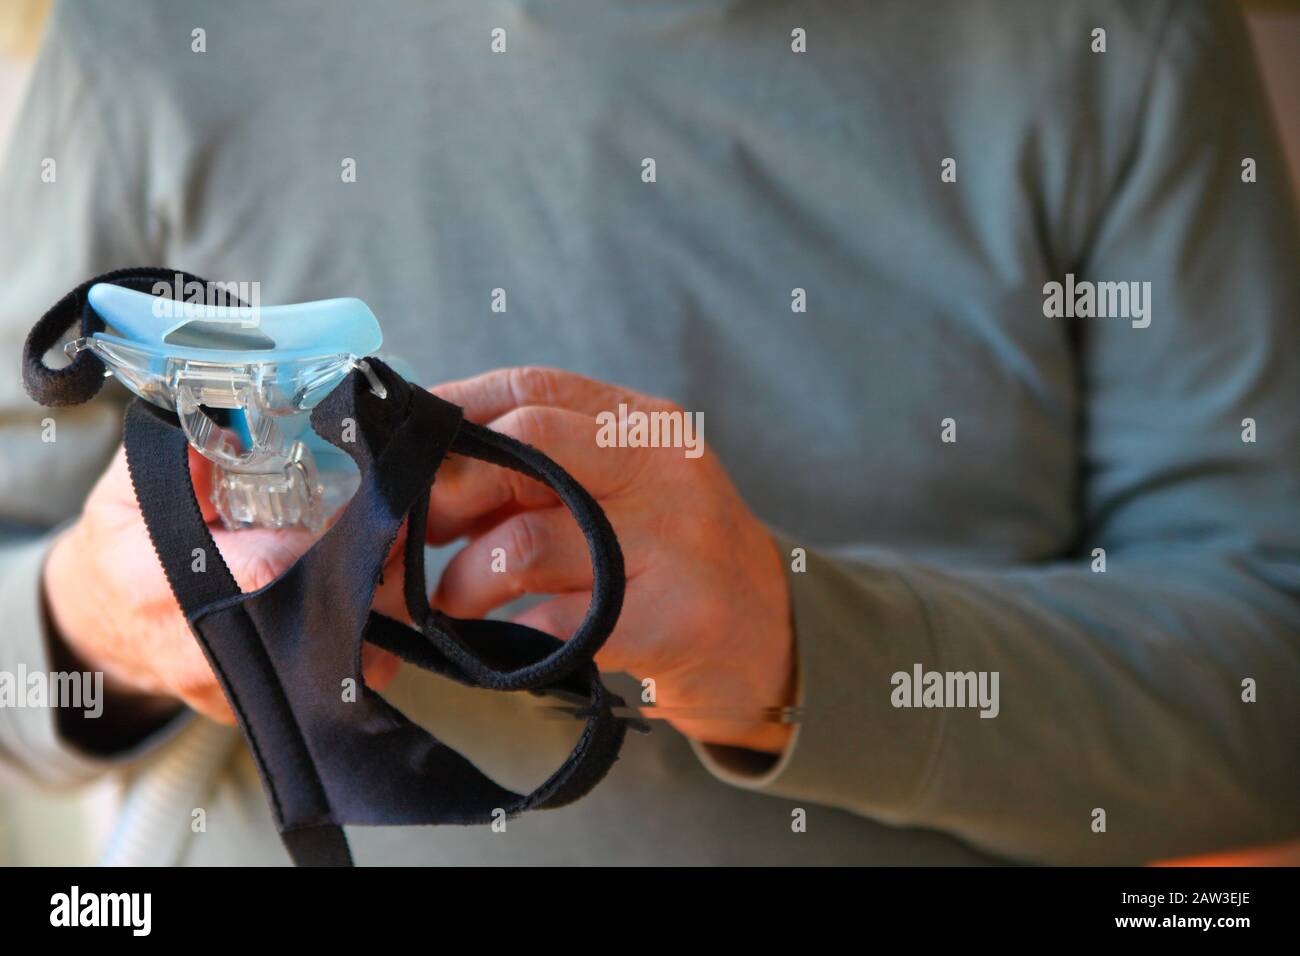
(43, 445), (399, 726)
(376, 367), (796, 755)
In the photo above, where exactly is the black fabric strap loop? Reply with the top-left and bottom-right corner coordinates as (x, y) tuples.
(22, 268), (226, 407)
(30, 270), (633, 867)
(398, 419), (625, 692)
(307, 360), (626, 692)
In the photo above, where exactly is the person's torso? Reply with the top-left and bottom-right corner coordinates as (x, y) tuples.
(88, 0), (1158, 864)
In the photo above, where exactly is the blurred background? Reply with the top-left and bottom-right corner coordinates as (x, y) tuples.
(0, 0), (1296, 866)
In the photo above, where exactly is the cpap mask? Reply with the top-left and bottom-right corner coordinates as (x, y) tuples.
(64, 282), (385, 531)
(24, 268), (635, 866)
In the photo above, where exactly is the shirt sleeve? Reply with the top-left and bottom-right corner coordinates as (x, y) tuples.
(0, 1), (176, 787)
(692, 0), (1300, 865)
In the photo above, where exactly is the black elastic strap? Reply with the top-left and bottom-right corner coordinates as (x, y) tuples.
(398, 419), (625, 691)
(23, 268), (223, 407)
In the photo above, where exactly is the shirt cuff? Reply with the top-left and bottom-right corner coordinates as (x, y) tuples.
(689, 535), (945, 824)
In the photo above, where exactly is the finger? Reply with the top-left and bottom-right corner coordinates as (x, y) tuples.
(170, 664), (238, 725)
(434, 507), (592, 618)
(427, 405), (641, 543)
(371, 520), (415, 623)
(512, 592), (634, 674)
(93, 443), (131, 497)
(431, 366), (642, 423)
(86, 444), (145, 518)
(211, 525), (319, 592)
(362, 644), (400, 692)
(372, 560), (411, 623)
(179, 688), (238, 726)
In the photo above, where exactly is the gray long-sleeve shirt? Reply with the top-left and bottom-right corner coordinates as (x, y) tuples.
(1, 0), (1297, 865)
